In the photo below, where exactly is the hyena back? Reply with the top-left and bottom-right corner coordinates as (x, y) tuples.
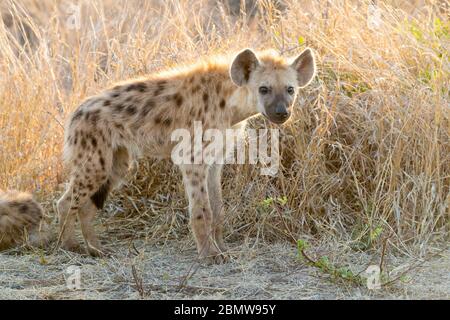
(57, 48), (316, 262)
(0, 190), (48, 250)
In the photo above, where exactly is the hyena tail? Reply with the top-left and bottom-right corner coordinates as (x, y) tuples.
(0, 190), (51, 250)
(90, 146), (130, 210)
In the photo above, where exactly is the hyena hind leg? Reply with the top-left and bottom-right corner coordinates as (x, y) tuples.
(56, 185), (83, 253)
(59, 147), (129, 257)
(79, 147), (129, 256)
(78, 199), (107, 257)
(57, 174), (109, 255)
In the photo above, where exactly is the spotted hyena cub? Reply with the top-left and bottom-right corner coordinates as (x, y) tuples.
(57, 48), (316, 262)
(0, 190), (49, 250)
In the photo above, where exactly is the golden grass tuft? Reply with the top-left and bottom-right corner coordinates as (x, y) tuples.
(0, 0), (448, 251)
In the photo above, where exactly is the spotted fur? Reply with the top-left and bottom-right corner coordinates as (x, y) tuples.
(57, 48), (316, 261)
(0, 190), (49, 250)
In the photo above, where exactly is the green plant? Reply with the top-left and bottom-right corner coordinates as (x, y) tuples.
(297, 239), (365, 286)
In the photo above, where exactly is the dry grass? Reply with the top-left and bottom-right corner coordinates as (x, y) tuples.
(1, 240), (448, 299)
(0, 0), (449, 267)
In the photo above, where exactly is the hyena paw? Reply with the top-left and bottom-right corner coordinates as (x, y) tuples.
(61, 240), (84, 254)
(200, 248), (230, 265)
(86, 244), (112, 258)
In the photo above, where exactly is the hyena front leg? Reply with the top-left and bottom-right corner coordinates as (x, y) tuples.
(56, 183), (84, 253)
(180, 164), (227, 263)
(207, 164), (227, 253)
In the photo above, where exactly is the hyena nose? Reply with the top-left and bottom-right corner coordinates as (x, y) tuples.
(275, 104), (288, 117)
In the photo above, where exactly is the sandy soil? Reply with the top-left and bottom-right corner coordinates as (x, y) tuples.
(0, 239), (448, 300)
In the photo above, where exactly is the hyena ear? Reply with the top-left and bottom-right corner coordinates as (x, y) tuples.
(290, 48), (316, 88)
(230, 48), (260, 86)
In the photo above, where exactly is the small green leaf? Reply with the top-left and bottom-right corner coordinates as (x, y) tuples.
(277, 196), (288, 206)
(297, 239), (307, 251)
(370, 226), (383, 241)
(261, 197), (274, 209)
(298, 36), (305, 45)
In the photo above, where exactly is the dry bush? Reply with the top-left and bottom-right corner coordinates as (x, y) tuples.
(0, 0), (448, 252)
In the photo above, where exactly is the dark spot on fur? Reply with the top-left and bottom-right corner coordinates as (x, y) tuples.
(81, 137), (87, 149)
(154, 116), (161, 124)
(89, 110), (101, 124)
(71, 109), (83, 125)
(103, 100), (111, 107)
(111, 92), (120, 98)
(174, 93), (183, 107)
(90, 180), (111, 209)
(154, 80), (166, 96)
(115, 123), (124, 130)
(18, 204), (28, 214)
(124, 97), (133, 104)
(141, 99), (154, 117)
(202, 93), (208, 102)
(91, 136), (97, 148)
(200, 186), (205, 193)
(113, 104), (124, 113)
(126, 105), (137, 115)
(192, 85), (200, 93)
(220, 99), (226, 109)
(163, 118), (172, 126)
(126, 82), (147, 92)
(99, 157), (105, 168)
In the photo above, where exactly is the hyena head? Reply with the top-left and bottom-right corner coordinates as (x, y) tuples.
(230, 48), (316, 124)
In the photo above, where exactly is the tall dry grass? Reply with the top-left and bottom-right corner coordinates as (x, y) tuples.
(0, 0), (448, 251)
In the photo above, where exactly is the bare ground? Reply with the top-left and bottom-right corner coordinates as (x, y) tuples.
(0, 238), (448, 300)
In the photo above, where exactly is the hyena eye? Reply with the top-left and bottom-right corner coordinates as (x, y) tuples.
(287, 86), (295, 95)
(259, 86), (269, 95)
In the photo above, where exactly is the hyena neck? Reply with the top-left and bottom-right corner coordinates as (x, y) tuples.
(228, 86), (259, 126)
